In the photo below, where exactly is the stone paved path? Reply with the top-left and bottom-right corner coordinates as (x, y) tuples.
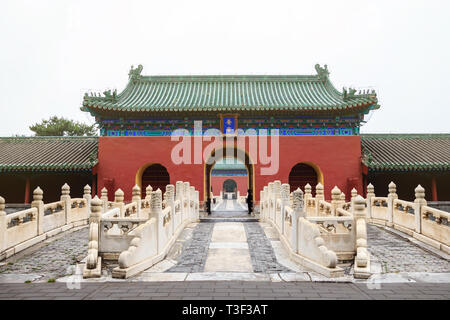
(244, 222), (292, 273)
(0, 227), (88, 282)
(167, 223), (215, 273)
(367, 224), (450, 273)
(0, 282), (449, 300)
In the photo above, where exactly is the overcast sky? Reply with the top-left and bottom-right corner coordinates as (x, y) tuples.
(1, 0), (449, 136)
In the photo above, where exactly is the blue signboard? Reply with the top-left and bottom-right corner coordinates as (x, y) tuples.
(223, 117), (235, 134)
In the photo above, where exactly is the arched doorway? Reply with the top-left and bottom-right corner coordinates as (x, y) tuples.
(288, 163), (319, 196)
(223, 179), (237, 199)
(205, 147), (254, 210)
(140, 164), (170, 193)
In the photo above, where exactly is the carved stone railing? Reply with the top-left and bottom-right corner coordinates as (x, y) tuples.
(366, 183), (449, 255)
(260, 181), (347, 278)
(1, 184), (91, 261)
(83, 181), (200, 279)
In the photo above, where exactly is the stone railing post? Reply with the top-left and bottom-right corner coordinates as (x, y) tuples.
(145, 185), (153, 201)
(115, 188), (125, 217)
(274, 181), (281, 223)
(31, 187), (44, 235)
(350, 188), (358, 214)
(280, 183), (290, 235)
(190, 186), (195, 221)
(176, 181), (183, 217)
(151, 189), (163, 254)
(165, 184), (175, 236)
(304, 183), (312, 205)
(83, 185), (92, 216)
(183, 182), (190, 220)
(292, 188), (304, 252)
(0, 196), (6, 252)
(340, 192), (346, 207)
(268, 182), (274, 221)
(61, 183), (71, 225)
(315, 183), (324, 216)
(331, 186), (341, 215)
(195, 190), (199, 220)
(354, 195), (369, 268)
(387, 182), (397, 226)
(86, 196), (102, 271)
(366, 183), (375, 219)
(101, 187), (108, 213)
(132, 184), (141, 217)
(414, 185), (427, 234)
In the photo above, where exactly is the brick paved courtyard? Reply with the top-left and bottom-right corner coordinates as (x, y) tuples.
(0, 281), (448, 300)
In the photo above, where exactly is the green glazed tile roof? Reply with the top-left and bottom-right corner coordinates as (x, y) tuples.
(213, 158), (247, 170)
(81, 64), (379, 115)
(361, 134), (450, 172)
(0, 137), (98, 172)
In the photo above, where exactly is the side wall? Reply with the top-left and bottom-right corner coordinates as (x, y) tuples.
(97, 136), (363, 202)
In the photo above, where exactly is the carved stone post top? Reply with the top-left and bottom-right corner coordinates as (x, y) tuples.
(165, 185), (175, 201)
(145, 184), (153, 193)
(351, 188), (358, 197)
(60, 183), (70, 196)
(388, 181), (397, 193)
(115, 188), (124, 202)
(132, 184), (141, 193)
(367, 183), (375, 194)
(281, 184), (290, 200)
(33, 186), (43, 202)
(305, 183), (312, 192)
(316, 183), (324, 196)
(340, 192), (346, 200)
(90, 196), (102, 212)
(353, 195), (366, 216)
(151, 189), (162, 211)
(0, 195), (5, 212)
(292, 188), (304, 211)
(101, 187), (108, 194)
(331, 186), (341, 200)
(84, 184), (91, 194)
(414, 184), (426, 203)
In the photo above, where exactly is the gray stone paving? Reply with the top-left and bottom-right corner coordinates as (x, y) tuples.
(367, 224), (450, 273)
(0, 281), (448, 300)
(0, 227), (88, 282)
(244, 222), (293, 273)
(166, 222), (215, 273)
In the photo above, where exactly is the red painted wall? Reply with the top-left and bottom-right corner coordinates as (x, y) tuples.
(211, 175), (248, 196)
(97, 136), (363, 202)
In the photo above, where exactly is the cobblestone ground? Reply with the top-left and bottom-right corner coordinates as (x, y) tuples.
(166, 223), (215, 273)
(0, 227), (88, 282)
(367, 224), (450, 273)
(244, 222), (292, 273)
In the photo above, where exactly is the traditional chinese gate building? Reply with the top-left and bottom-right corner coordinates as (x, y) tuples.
(80, 64), (380, 203)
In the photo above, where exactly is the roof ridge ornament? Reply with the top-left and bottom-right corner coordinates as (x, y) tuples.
(129, 64), (143, 81)
(342, 87), (357, 101)
(315, 64), (329, 81)
(103, 89), (117, 102)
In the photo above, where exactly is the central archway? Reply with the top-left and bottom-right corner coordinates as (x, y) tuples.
(204, 146), (254, 204)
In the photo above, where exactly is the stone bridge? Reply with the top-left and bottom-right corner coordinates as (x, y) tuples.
(0, 181), (449, 286)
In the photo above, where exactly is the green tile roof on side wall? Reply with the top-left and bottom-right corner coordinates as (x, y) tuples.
(0, 136), (98, 172)
(81, 64), (379, 116)
(361, 134), (450, 172)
